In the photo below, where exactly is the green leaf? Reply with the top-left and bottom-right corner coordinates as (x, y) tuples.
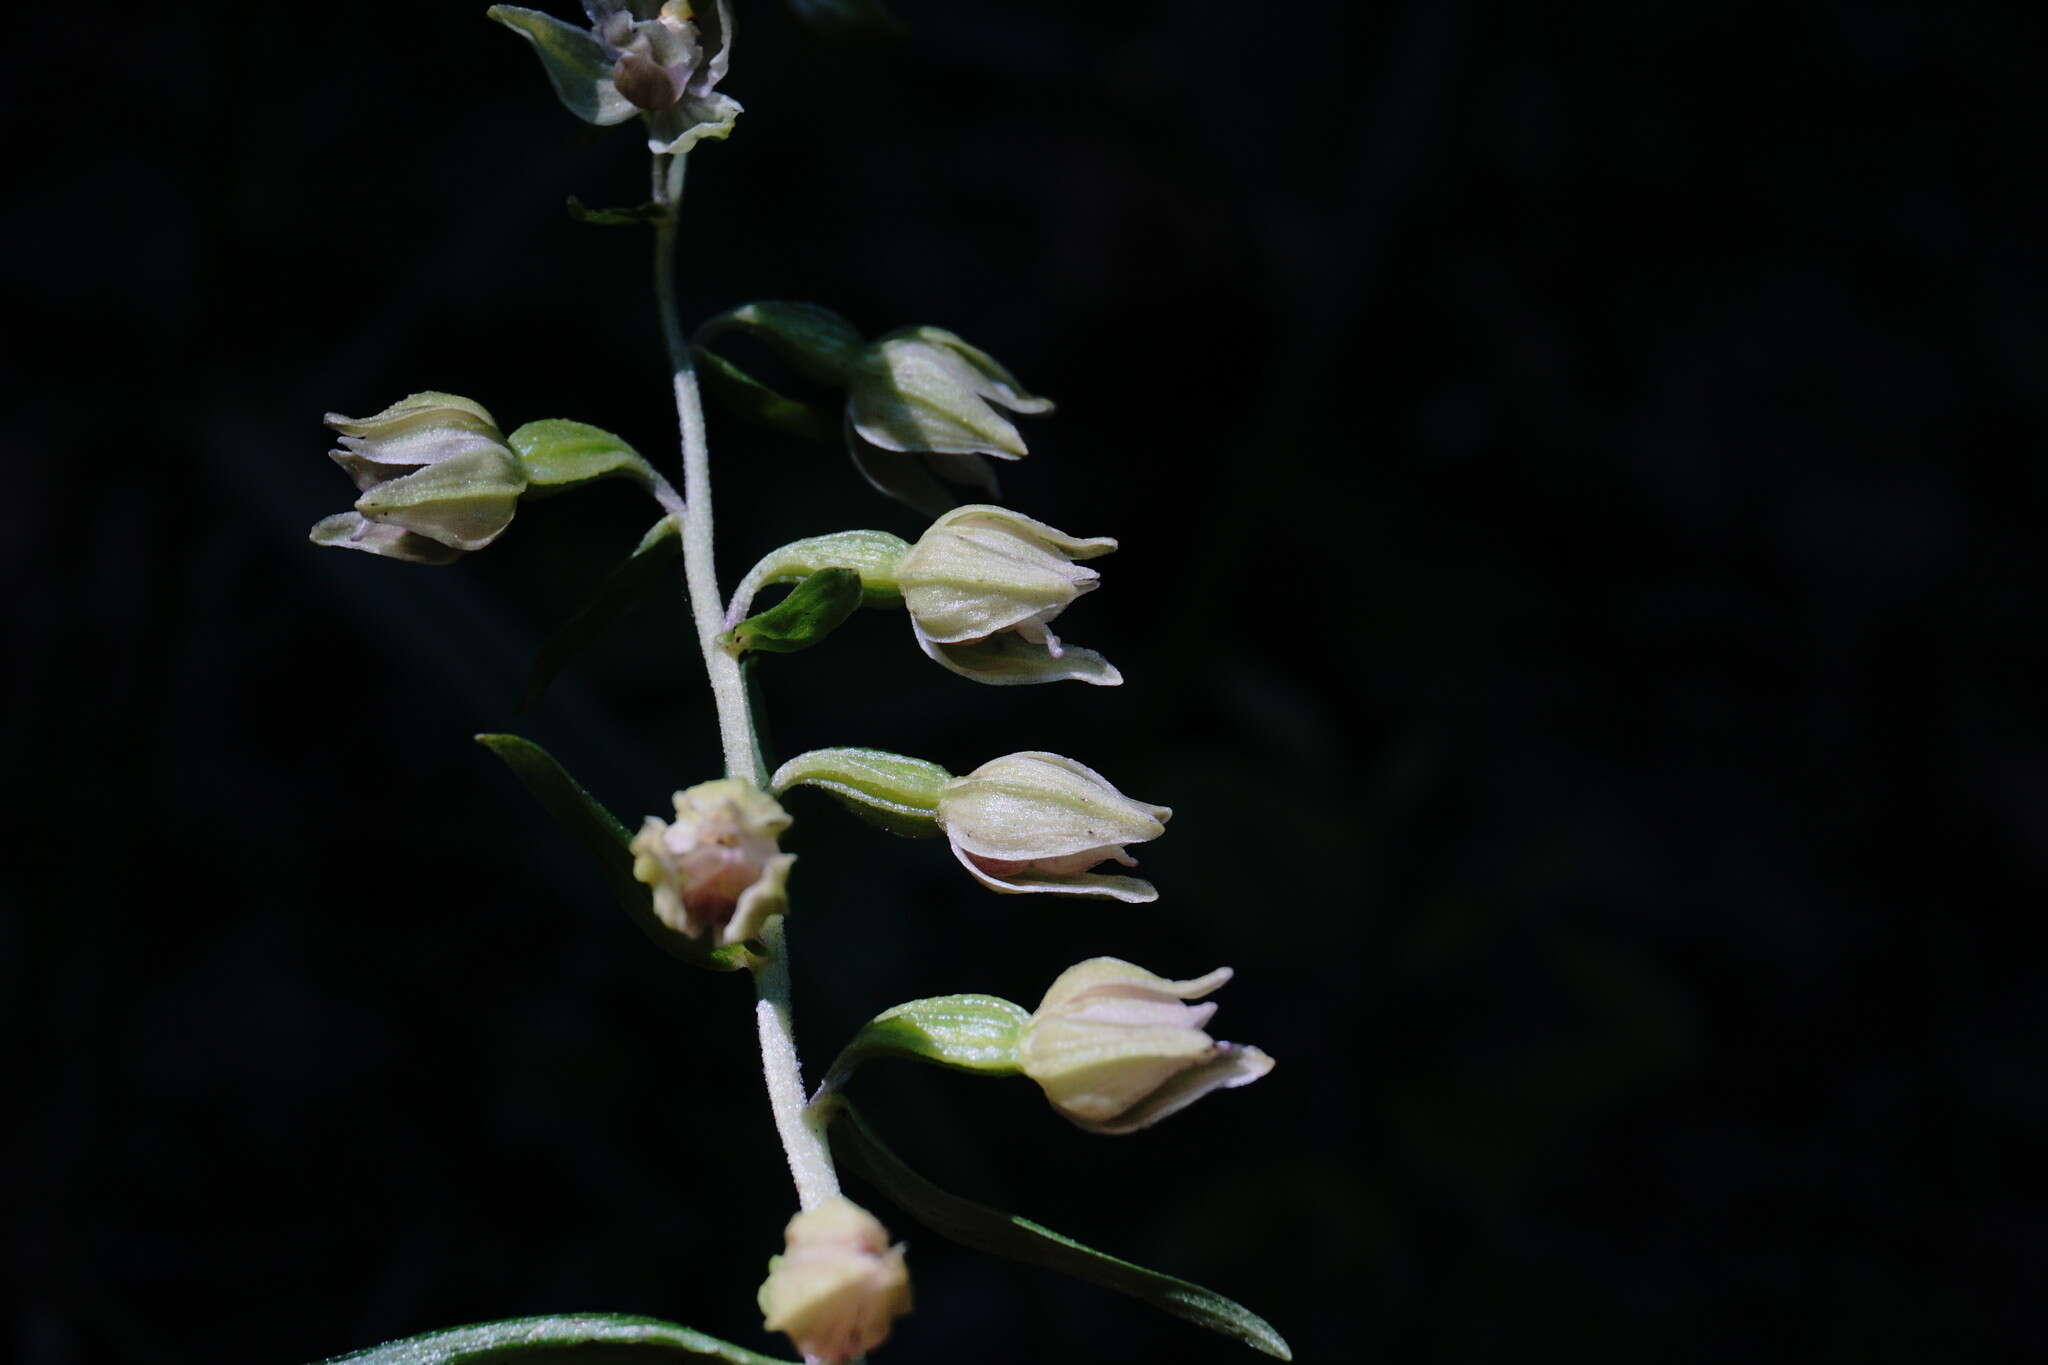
(486, 7), (638, 127)
(828, 1104), (1292, 1360)
(508, 419), (656, 489)
(722, 569), (862, 657)
(316, 1313), (794, 1364)
(524, 517), (679, 710)
(692, 347), (838, 444)
(566, 197), (671, 229)
(769, 746), (949, 838)
(821, 994), (1028, 1092)
(475, 734), (750, 972)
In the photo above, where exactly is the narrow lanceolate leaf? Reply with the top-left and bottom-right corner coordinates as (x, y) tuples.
(475, 734), (750, 972)
(507, 419), (656, 489)
(523, 517), (679, 710)
(315, 1312), (795, 1364)
(820, 994), (1028, 1093)
(692, 346), (838, 443)
(770, 747), (950, 838)
(722, 569), (862, 656)
(829, 1104), (1292, 1360)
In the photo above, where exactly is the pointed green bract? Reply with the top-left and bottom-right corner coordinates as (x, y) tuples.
(314, 1312), (794, 1364)
(770, 747), (951, 838)
(820, 994), (1029, 1093)
(523, 517), (679, 709)
(827, 1104), (1292, 1360)
(475, 733), (751, 972)
(722, 568), (864, 656)
(507, 419), (657, 489)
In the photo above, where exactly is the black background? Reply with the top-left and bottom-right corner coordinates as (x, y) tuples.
(7, 1), (2046, 1362)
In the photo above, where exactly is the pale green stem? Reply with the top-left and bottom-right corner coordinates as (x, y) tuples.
(652, 151), (839, 1211)
(754, 918), (841, 1209)
(653, 155), (757, 785)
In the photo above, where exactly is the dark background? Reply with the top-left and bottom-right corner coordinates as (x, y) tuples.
(7, 1), (2045, 1361)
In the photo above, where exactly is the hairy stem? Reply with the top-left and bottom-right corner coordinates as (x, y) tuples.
(755, 918), (842, 1208)
(652, 152), (839, 1211)
(653, 154), (758, 785)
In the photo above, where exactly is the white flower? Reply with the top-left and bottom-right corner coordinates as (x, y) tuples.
(758, 1196), (912, 1365)
(895, 505), (1121, 686)
(1019, 958), (1274, 1135)
(629, 779), (794, 945)
(935, 752), (1169, 901)
(309, 392), (525, 563)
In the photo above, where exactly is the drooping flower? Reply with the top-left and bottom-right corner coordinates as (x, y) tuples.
(690, 304), (1055, 517)
(1019, 958), (1274, 1134)
(489, 0), (741, 154)
(629, 779), (794, 944)
(935, 752), (1168, 900)
(308, 392), (526, 563)
(841, 327), (1054, 516)
(895, 505), (1120, 685)
(758, 1195), (912, 1365)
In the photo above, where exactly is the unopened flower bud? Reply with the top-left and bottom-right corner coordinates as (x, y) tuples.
(936, 752), (1168, 901)
(309, 392), (526, 562)
(896, 505), (1120, 686)
(758, 1195), (912, 1365)
(1020, 958), (1274, 1135)
(629, 779), (794, 945)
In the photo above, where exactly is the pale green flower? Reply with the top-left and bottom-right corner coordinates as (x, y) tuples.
(1020, 958), (1274, 1134)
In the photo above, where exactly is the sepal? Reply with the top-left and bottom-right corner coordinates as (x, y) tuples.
(487, 5), (640, 126)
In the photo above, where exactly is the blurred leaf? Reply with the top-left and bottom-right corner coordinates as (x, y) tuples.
(475, 734), (751, 972)
(786, 0), (909, 43)
(829, 1104), (1291, 1359)
(693, 347), (838, 443)
(524, 517), (678, 709)
(821, 994), (1027, 1092)
(722, 569), (862, 656)
(507, 419), (655, 489)
(567, 197), (670, 228)
(317, 1313), (792, 1364)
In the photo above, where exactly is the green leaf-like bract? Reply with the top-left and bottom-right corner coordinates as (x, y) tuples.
(508, 419), (656, 489)
(769, 746), (949, 838)
(475, 734), (750, 972)
(821, 994), (1028, 1092)
(723, 569), (862, 656)
(829, 1104), (1292, 1360)
(524, 517), (679, 710)
(315, 1313), (794, 1364)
